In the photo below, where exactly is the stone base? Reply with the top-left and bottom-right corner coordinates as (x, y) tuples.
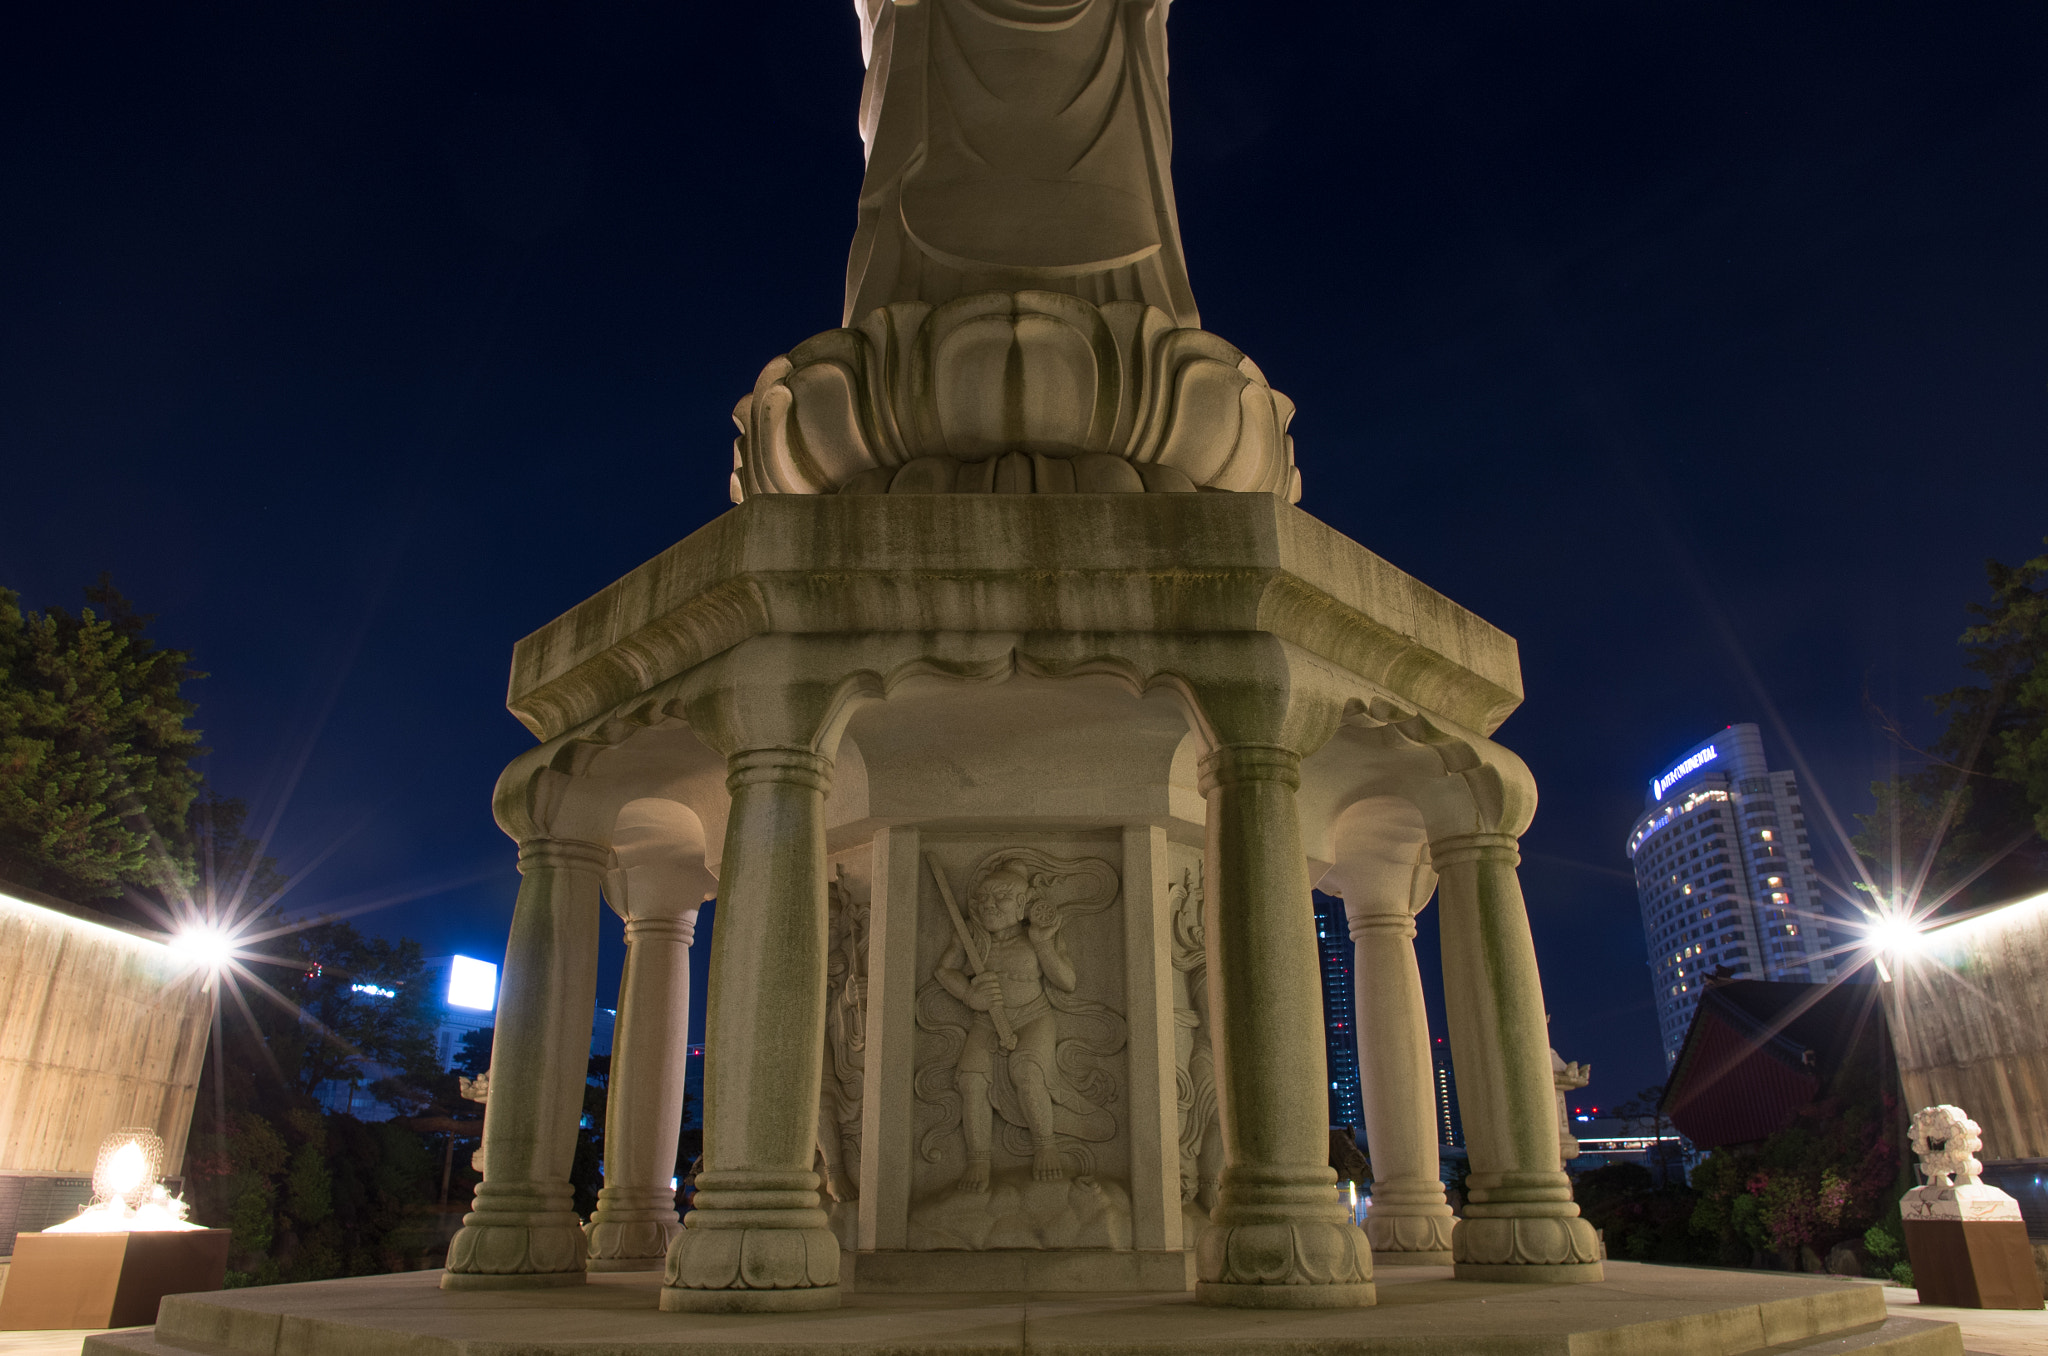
(1454, 1261), (1606, 1284)
(81, 1261), (1964, 1356)
(843, 1248), (1192, 1292)
(658, 1284), (841, 1314)
(905, 1173), (1132, 1251)
(439, 1268), (587, 1290)
(1196, 1279), (1377, 1309)
(1901, 1218), (2046, 1310)
(0, 1229), (230, 1330)
(587, 1257), (665, 1273)
(1373, 1249), (1453, 1267)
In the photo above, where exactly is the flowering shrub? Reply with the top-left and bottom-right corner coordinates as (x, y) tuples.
(1688, 1093), (1903, 1267)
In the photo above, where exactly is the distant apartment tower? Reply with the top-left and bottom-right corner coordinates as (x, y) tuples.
(1625, 724), (1834, 1066)
(1313, 895), (1364, 1127)
(1431, 1036), (1462, 1147)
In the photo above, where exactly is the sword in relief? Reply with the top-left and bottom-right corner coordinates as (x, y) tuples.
(925, 852), (1017, 1052)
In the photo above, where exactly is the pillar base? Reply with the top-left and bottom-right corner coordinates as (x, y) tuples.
(1195, 1217), (1376, 1309)
(1367, 1210), (1456, 1264)
(441, 1220), (588, 1290)
(1196, 1280), (1377, 1309)
(661, 1223), (842, 1311)
(586, 1215), (681, 1273)
(1452, 1214), (1601, 1283)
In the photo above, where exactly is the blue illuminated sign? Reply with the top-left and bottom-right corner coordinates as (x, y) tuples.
(1651, 742), (1719, 801)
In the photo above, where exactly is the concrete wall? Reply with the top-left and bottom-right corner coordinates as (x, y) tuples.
(0, 887), (213, 1179)
(1889, 891), (2048, 1161)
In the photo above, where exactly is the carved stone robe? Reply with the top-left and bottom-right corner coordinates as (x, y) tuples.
(847, 0), (1198, 328)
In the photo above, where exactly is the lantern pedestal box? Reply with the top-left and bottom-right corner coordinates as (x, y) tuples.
(1901, 1218), (2044, 1311)
(0, 1229), (231, 1330)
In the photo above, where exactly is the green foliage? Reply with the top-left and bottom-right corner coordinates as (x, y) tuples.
(189, 909), (458, 1284)
(573, 1056), (610, 1220)
(1856, 545), (2048, 911)
(1574, 1162), (1710, 1265)
(283, 922), (443, 1102)
(454, 1027), (493, 1079)
(0, 580), (204, 902)
(1862, 1221), (1915, 1282)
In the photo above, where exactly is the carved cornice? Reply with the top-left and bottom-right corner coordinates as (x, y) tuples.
(504, 496), (1523, 743)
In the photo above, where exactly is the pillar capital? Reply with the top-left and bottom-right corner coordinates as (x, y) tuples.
(517, 837), (612, 876)
(624, 913), (698, 947)
(1196, 742), (1301, 795)
(725, 747), (832, 795)
(1428, 832), (1520, 870)
(1345, 908), (1417, 941)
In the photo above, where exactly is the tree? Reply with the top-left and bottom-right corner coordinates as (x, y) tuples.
(0, 580), (204, 904)
(1856, 544), (2048, 913)
(1613, 1084), (1684, 1185)
(283, 922), (443, 1106)
(188, 910), (452, 1284)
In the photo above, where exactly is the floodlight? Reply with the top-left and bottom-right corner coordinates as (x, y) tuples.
(1866, 912), (1926, 957)
(447, 955), (497, 1011)
(172, 923), (234, 969)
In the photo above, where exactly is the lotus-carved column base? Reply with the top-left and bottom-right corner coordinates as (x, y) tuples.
(1195, 1166), (1375, 1309)
(584, 1186), (682, 1272)
(441, 1183), (587, 1289)
(1452, 1213), (1602, 1283)
(1196, 1219), (1375, 1308)
(1365, 1202), (1456, 1266)
(659, 1169), (841, 1312)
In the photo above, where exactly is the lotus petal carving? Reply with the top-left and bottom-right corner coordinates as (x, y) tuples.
(1197, 1220), (1373, 1287)
(730, 291), (1301, 502)
(445, 1221), (586, 1276)
(664, 1225), (841, 1291)
(1452, 1216), (1600, 1267)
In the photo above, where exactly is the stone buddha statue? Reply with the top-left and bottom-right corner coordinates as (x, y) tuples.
(846, 0), (1197, 328)
(728, 0), (1300, 502)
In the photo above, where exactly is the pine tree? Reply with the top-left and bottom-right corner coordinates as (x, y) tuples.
(0, 579), (205, 902)
(1855, 543), (2048, 911)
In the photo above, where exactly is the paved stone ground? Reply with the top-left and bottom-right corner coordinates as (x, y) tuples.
(1875, 1283), (2048, 1356)
(7, 1271), (2042, 1355)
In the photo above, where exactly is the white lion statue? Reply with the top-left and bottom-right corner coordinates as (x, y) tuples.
(1909, 1104), (1983, 1187)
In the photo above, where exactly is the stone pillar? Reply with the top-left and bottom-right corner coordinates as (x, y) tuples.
(444, 838), (607, 1289)
(1431, 832), (1601, 1283)
(1345, 902), (1455, 1265)
(1195, 743), (1375, 1309)
(586, 908), (698, 1271)
(661, 749), (841, 1312)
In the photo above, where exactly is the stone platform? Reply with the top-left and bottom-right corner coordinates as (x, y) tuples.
(82, 1262), (1964, 1356)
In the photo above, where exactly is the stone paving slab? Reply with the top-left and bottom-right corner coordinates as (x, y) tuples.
(73, 1262), (1970, 1356)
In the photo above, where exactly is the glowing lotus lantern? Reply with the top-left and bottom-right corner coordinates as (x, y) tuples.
(44, 1128), (203, 1234)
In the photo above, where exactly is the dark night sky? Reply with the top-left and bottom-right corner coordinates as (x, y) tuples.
(4, 2), (2045, 1107)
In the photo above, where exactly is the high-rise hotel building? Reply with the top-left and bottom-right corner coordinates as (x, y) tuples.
(1625, 723), (1836, 1065)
